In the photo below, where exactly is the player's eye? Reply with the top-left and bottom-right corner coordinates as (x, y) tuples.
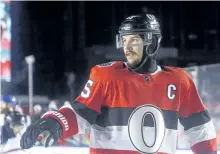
(132, 38), (139, 43)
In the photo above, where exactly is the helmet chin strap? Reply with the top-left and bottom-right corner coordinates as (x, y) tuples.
(126, 45), (157, 73)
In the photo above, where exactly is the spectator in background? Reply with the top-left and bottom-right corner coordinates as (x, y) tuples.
(15, 105), (24, 115)
(31, 104), (42, 123)
(1, 95), (17, 114)
(0, 95), (18, 147)
(48, 101), (58, 111)
(1, 110), (28, 153)
(64, 100), (70, 106)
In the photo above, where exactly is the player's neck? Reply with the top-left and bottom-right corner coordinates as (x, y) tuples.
(135, 58), (157, 74)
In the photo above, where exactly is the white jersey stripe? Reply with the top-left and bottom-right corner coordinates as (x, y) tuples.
(89, 126), (177, 154)
(184, 120), (216, 146)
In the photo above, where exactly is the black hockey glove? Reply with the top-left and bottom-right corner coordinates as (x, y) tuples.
(20, 117), (62, 149)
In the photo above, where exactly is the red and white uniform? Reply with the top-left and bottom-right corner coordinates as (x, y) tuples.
(43, 61), (217, 154)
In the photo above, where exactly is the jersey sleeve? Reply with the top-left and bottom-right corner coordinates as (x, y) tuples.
(179, 70), (217, 154)
(70, 66), (105, 133)
(75, 66), (104, 114)
(42, 67), (105, 138)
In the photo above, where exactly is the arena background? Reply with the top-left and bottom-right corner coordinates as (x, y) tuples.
(1, 1), (220, 153)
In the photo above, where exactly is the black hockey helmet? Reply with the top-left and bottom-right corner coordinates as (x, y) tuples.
(116, 14), (162, 58)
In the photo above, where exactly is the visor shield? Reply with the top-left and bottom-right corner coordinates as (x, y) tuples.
(116, 32), (153, 49)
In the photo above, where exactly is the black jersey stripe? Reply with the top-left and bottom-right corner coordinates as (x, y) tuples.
(72, 101), (179, 130)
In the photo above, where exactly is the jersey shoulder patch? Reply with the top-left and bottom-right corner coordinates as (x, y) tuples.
(96, 61), (124, 70)
(97, 61), (116, 67)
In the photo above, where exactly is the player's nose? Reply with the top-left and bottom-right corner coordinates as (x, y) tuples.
(124, 43), (132, 51)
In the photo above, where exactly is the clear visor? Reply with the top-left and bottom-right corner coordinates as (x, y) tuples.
(116, 32), (153, 49)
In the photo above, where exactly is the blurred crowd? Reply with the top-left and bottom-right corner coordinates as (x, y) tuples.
(0, 95), (90, 152)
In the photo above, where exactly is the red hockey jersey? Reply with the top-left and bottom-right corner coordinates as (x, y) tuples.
(43, 61), (217, 154)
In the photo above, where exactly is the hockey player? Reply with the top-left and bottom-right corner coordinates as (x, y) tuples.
(1, 110), (28, 154)
(20, 14), (217, 154)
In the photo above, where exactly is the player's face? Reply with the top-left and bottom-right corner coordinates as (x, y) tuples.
(122, 34), (144, 67)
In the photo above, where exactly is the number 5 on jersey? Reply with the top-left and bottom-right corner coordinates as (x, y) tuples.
(81, 80), (94, 98)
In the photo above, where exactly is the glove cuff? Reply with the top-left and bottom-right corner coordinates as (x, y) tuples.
(42, 111), (69, 138)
